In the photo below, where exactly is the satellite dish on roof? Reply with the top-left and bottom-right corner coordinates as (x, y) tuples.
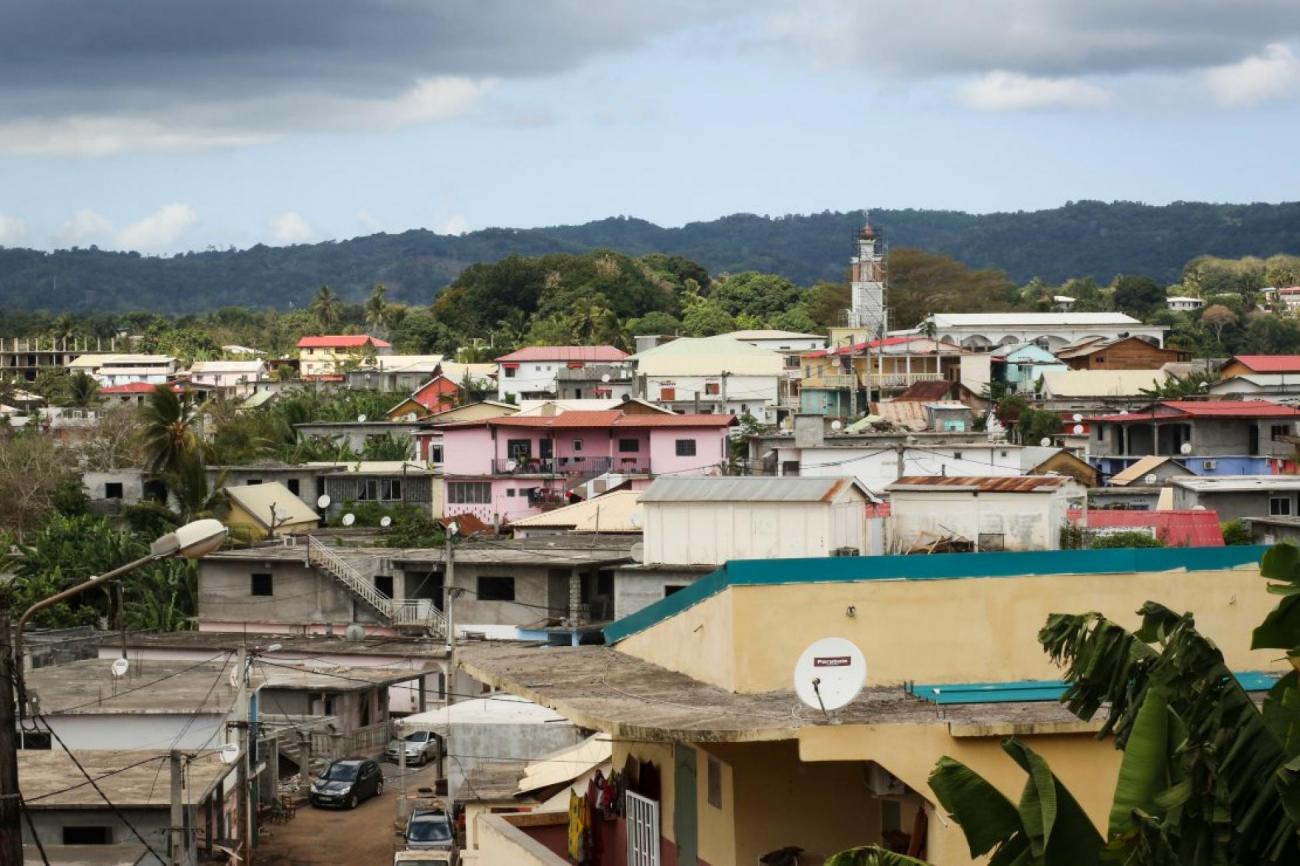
(629, 541), (644, 563)
(601, 374), (611, 383)
(219, 743), (240, 765)
(380, 516), (392, 528)
(342, 513), (356, 527)
(794, 637), (866, 712)
(1040, 437), (1052, 447)
(831, 420), (843, 431)
(1073, 413), (1083, 422)
(1180, 442), (1193, 455)
(357, 414), (368, 423)
(1072, 424), (1084, 435)
(110, 658), (129, 679)
(317, 494), (331, 509)
(345, 623), (366, 642)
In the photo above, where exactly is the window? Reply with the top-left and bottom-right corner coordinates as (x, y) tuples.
(63, 826), (113, 845)
(707, 756), (723, 809)
(247, 479), (262, 486)
(287, 478), (301, 496)
(104, 482), (123, 500)
(618, 438), (640, 453)
(785, 355), (800, 369)
(448, 482), (491, 504)
(374, 575), (394, 598)
(705, 382), (720, 396)
(504, 367), (516, 378)
(507, 439), (532, 459)
(251, 573), (273, 596)
(1094, 355), (1105, 363)
(664, 584), (686, 597)
(660, 387), (676, 401)
(978, 533), (1006, 551)
(1272, 424), (1292, 441)
(675, 439), (697, 457)
(597, 571), (614, 596)
(952, 451), (963, 460)
(539, 439), (553, 459)
(17, 730), (51, 749)
(477, 576), (515, 601)
(1095, 426), (1105, 441)
(572, 439), (584, 452)
(430, 444), (444, 463)
(1271, 496), (1293, 516)
(507, 488), (516, 497)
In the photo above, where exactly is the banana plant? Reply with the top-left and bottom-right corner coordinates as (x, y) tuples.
(824, 846), (931, 866)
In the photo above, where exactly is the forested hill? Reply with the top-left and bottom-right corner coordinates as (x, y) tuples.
(4, 199), (1300, 314)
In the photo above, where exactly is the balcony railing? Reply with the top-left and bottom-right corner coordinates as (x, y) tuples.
(491, 456), (652, 476)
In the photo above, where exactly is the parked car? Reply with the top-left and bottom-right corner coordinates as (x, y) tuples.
(309, 758), (384, 809)
(386, 729), (438, 766)
(404, 808), (456, 852)
(394, 850), (458, 866)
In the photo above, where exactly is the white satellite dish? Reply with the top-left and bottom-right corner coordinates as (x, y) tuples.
(317, 494), (331, 509)
(1072, 424), (1084, 435)
(629, 541), (645, 563)
(219, 743), (240, 765)
(1072, 413), (1083, 422)
(342, 513), (356, 527)
(357, 414), (368, 423)
(794, 637), (866, 712)
(110, 658), (129, 679)
(380, 516), (392, 528)
(1145, 473), (1159, 485)
(601, 373), (611, 383)
(344, 623), (366, 642)
(1180, 442), (1192, 455)
(1040, 437), (1052, 447)
(831, 420), (843, 431)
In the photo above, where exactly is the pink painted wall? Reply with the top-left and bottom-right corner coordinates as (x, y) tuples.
(648, 427), (729, 475)
(441, 427), (495, 474)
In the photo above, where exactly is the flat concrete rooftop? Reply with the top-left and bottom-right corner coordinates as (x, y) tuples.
(206, 534), (637, 568)
(115, 630), (449, 660)
(21, 749), (231, 808)
(456, 644), (1096, 743)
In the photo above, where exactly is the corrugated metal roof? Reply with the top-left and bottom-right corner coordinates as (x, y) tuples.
(510, 491), (643, 531)
(224, 482), (319, 529)
(1172, 475), (1300, 492)
(640, 476), (870, 503)
(1110, 455), (1185, 486)
(1229, 355), (1300, 373)
(628, 335), (785, 376)
(932, 312), (1143, 326)
(888, 475), (1073, 493)
(495, 345), (627, 362)
(296, 335), (390, 348)
(1089, 398), (1300, 423)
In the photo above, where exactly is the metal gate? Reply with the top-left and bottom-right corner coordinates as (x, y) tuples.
(626, 791), (661, 866)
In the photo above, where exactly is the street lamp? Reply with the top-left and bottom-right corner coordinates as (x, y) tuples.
(13, 518), (228, 686)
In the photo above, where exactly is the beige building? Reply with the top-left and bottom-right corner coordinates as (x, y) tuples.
(462, 544), (1282, 866)
(886, 475), (1084, 552)
(296, 334), (392, 379)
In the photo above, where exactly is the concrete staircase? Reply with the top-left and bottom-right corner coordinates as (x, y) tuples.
(306, 536), (445, 635)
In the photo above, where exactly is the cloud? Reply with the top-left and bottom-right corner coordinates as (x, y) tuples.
(0, 213), (27, 246)
(56, 209), (114, 246)
(957, 71), (1112, 111)
(0, 1), (712, 155)
(271, 211), (314, 244)
(1205, 42), (1300, 107)
(356, 210), (384, 234)
(439, 215), (471, 237)
(115, 203), (199, 252)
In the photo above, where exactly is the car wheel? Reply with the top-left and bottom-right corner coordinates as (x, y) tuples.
(348, 794), (358, 809)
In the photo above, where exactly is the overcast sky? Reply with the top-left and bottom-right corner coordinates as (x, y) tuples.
(3, 0), (1300, 254)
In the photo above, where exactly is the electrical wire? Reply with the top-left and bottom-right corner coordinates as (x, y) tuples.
(47, 652), (234, 714)
(23, 755), (168, 804)
(19, 793), (52, 866)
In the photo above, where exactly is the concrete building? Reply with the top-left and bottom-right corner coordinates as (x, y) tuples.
(555, 362), (636, 401)
(206, 462), (339, 510)
(296, 334), (392, 379)
(20, 749), (233, 865)
(72, 354), (177, 387)
(846, 220), (888, 334)
(726, 329), (825, 353)
(293, 419), (422, 454)
(640, 476), (873, 563)
(886, 475), (1084, 552)
(509, 490), (643, 538)
(344, 354), (445, 392)
(1088, 399), (1300, 458)
(463, 544), (1283, 866)
(495, 345), (629, 402)
(629, 335), (784, 420)
(989, 342), (1067, 393)
(1167, 295), (1205, 312)
(0, 336), (124, 382)
(187, 359), (267, 397)
(1170, 475), (1300, 521)
(83, 469), (148, 513)
(799, 336), (967, 416)
(1105, 455), (1195, 487)
(1037, 369), (1169, 414)
(921, 312), (1164, 351)
(319, 460), (435, 520)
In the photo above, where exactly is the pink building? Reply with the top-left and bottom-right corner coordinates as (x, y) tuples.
(440, 410), (736, 526)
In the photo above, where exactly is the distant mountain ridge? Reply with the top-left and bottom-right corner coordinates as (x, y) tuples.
(3, 199), (1300, 314)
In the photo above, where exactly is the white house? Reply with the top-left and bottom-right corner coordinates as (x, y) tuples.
(1166, 296), (1205, 312)
(922, 312), (1165, 351)
(885, 475), (1084, 552)
(640, 476), (874, 564)
(188, 359), (267, 397)
(71, 354), (177, 386)
(629, 334), (784, 420)
(494, 345), (629, 402)
(725, 329), (826, 353)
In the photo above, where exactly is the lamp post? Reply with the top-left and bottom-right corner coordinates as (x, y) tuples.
(2, 519), (228, 866)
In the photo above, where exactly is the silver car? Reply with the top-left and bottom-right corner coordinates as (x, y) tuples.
(404, 809), (456, 852)
(386, 730), (438, 766)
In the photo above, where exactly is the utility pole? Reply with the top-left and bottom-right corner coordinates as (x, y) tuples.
(847, 340), (858, 420)
(234, 646), (251, 861)
(895, 442), (907, 481)
(443, 532), (456, 651)
(720, 371), (730, 415)
(169, 750), (184, 866)
(0, 609), (21, 866)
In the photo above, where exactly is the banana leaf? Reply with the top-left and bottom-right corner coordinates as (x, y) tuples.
(928, 755), (1024, 862)
(1254, 543), (1300, 652)
(824, 846), (932, 866)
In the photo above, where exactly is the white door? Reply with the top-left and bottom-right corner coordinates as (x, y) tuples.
(626, 791), (661, 866)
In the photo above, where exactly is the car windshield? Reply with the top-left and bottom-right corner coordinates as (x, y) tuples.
(408, 818), (452, 842)
(323, 763), (359, 781)
(404, 732), (428, 743)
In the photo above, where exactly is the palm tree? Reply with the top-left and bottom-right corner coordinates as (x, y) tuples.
(65, 372), (101, 408)
(365, 283), (390, 335)
(312, 284), (340, 331)
(141, 385), (199, 474)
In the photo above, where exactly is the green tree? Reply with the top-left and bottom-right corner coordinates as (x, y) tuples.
(681, 298), (736, 337)
(140, 385), (200, 474)
(312, 284), (341, 331)
(1112, 274), (1166, 319)
(889, 249), (1021, 330)
(0, 431), (78, 540)
(709, 271), (801, 320)
(627, 310), (682, 336)
(365, 283), (391, 334)
(66, 371), (101, 408)
(804, 281), (851, 327)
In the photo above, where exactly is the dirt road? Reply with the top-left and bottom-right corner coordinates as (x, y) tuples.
(256, 761), (440, 866)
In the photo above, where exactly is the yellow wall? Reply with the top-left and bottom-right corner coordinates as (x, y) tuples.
(224, 503), (316, 541)
(799, 724), (1123, 866)
(618, 587), (737, 692)
(476, 812), (570, 866)
(622, 564), (1283, 693)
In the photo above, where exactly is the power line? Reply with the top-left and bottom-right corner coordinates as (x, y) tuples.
(23, 754), (168, 804)
(19, 794), (51, 866)
(47, 651), (234, 714)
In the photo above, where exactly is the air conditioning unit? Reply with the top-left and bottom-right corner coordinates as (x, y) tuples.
(1203, 460), (1217, 471)
(830, 546), (860, 558)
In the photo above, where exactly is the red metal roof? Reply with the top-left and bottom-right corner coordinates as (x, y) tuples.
(1068, 509), (1224, 547)
(1228, 355), (1300, 373)
(1088, 399), (1300, 423)
(441, 410), (735, 430)
(296, 335), (391, 349)
(894, 380), (955, 402)
(494, 345), (627, 363)
(803, 336), (931, 359)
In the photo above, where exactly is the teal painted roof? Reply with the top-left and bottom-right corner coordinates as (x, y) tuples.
(603, 545), (1270, 645)
(907, 672), (1281, 705)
